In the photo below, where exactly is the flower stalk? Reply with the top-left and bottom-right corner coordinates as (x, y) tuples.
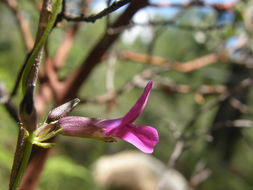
(9, 0), (62, 189)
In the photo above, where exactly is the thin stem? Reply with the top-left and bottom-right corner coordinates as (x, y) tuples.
(62, 0), (131, 23)
(11, 133), (35, 190)
(21, 0), (62, 94)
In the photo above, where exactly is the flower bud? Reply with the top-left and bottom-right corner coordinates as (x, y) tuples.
(47, 98), (80, 123)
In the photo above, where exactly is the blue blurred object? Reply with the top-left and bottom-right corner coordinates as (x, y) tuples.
(217, 11), (235, 26)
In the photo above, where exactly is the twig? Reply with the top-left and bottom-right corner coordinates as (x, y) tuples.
(106, 52), (116, 92)
(167, 138), (184, 168)
(229, 97), (252, 113)
(155, 82), (226, 96)
(133, 20), (229, 31)
(53, 25), (80, 69)
(118, 50), (227, 72)
(119, 50), (170, 67)
(0, 83), (19, 122)
(3, 0), (34, 51)
(164, 78), (253, 170)
(212, 119), (253, 129)
(79, 67), (162, 105)
(148, 0), (238, 11)
(53, 0), (92, 69)
(61, 0), (131, 23)
(79, 66), (227, 106)
(190, 161), (212, 188)
(9, 58), (27, 99)
(190, 168), (212, 187)
(61, 0), (148, 102)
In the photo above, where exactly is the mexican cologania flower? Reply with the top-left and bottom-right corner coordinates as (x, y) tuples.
(36, 81), (159, 154)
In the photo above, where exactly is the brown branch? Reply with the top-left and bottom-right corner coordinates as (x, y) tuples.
(61, 0), (131, 23)
(36, 0), (92, 112)
(36, 0), (92, 113)
(60, 0), (148, 102)
(78, 68), (226, 107)
(157, 83), (226, 96)
(53, 24), (80, 69)
(172, 53), (227, 72)
(3, 0), (34, 51)
(119, 51), (227, 72)
(8, 0), (53, 99)
(119, 50), (170, 67)
(3, 0), (35, 98)
(53, 0), (92, 69)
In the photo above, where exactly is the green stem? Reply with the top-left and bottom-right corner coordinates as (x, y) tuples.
(21, 0), (62, 94)
(10, 0), (62, 189)
(11, 133), (35, 190)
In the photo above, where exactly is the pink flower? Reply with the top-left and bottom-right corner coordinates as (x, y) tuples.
(58, 81), (159, 154)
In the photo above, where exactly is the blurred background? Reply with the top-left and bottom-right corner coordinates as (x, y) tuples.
(1, 0), (253, 189)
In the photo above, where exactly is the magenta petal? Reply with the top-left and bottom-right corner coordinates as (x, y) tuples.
(106, 123), (159, 154)
(122, 81), (153, 125)
(95, 118), (123, 129)
(95, 118), (123, 136)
